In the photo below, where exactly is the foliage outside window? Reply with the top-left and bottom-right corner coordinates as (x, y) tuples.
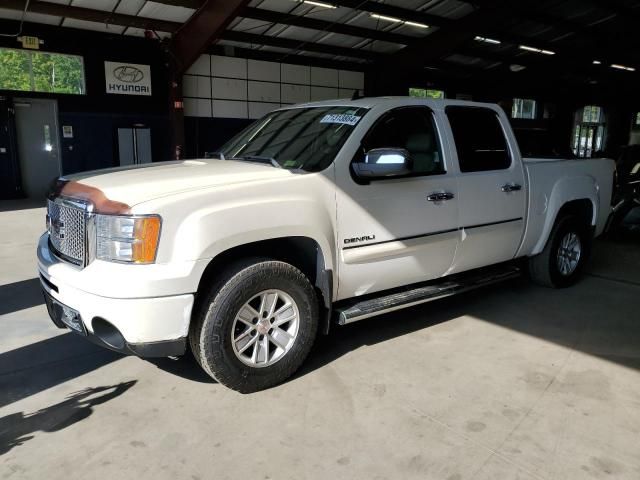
(409, 88), (445, 99)
(0, 47), (85, 95)
(635, 112), (640, 126)
(512, 98), (537, 119)
(582, 105), (602, 123)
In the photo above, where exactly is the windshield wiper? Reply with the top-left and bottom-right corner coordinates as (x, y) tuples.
(232, 155), (282, 169)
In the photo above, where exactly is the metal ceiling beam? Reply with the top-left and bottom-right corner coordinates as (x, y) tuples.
(240, 7), (413, 45)
(221, 30), (383, 62)
(382, 0), (514, 67)
(2, 0), (181, 32)
(150, 0), (205, 9)
(208, 45), (370, 72)
(171, 0), (250, 75)
(329, 0), (452, 28)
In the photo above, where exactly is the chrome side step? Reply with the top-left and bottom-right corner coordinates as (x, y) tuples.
(335, 266), (521, 325)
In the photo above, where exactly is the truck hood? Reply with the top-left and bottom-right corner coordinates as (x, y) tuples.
(65, 159), (294, 206)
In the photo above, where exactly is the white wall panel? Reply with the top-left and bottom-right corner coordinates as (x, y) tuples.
(186, 54), (211, 76)
(184, 98), (212, 117)
(248, 59), (280, 82)
(212, 55), (247, 78)
(249, 102), (279, 119)
(311, 86), (339, 101)
(310, 67), (339, 87)
(213, 100), (248, 119)
(183, 75), (211, 98)
(248, 81), (280, 102)
(281, 63), (310, 84)
(212, 78), (247, 100)
(339, 70), (364, 89)
(281, 84), (311, 104)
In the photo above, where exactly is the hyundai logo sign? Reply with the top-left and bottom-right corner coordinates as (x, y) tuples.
(105, 61), (151, 96)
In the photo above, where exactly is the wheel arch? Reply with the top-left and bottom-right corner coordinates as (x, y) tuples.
(195, 236), (333, 335)
(532, 198), (595, 256)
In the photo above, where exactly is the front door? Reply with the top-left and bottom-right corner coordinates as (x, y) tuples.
(14, 98), (62, 199)
(335, 106), (459, 299)
(444, 106), (526, 273)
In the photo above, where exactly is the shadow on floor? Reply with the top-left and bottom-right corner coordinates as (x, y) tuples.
(0, 381), (136, 455)
(0, 333), (124, 409)
(146, 355), (216, 384)
(0, 278), (44, 316)
(0, 199), (45, 213)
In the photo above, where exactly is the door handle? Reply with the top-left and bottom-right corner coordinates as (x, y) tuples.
(427, 192), (455, 202)
(501, 183), (522, 193)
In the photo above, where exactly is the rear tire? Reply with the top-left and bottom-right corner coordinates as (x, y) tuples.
(528, 215), (591, 288)
(190, 259), (319, 393)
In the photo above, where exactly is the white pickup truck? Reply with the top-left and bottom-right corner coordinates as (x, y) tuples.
(39, 97), (615, 392)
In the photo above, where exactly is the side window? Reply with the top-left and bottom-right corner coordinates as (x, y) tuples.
(361, 107), (445, 176)
(446, 107), (511, 172)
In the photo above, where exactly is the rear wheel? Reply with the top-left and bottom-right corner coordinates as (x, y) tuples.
(528, 215), (591, 288)
(190, 259), (319, 393)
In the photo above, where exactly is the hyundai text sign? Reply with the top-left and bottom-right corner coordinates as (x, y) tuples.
(105, 61), (152, 96)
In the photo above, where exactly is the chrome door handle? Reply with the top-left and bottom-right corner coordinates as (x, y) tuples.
(501, 183), (522, 193)
(427, 192), (455, 202)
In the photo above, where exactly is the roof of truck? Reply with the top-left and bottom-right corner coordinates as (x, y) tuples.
(288, 96), (499, 112)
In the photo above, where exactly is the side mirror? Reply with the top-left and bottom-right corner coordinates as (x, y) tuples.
(352, 148), (412, 179)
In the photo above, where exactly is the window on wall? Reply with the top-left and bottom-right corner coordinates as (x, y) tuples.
(512, 98), (537, 119)
(409, 88), (445, 99)
(634, 112), (640, 127)
(572, 105), (605, 158)
(582, 105), (602, 124)
(0, 47), (86, 95)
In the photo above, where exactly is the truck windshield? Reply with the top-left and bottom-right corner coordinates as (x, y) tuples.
(220, 106), (368, 172)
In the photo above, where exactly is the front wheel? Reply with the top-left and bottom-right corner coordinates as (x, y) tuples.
(528, 215), (591, 288)
(190, 259), (319, 393)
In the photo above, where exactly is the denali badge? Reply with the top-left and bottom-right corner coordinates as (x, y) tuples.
(344, 235), (375, 245)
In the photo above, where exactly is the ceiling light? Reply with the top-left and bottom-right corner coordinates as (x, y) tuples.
(611, 63), (636, 72)
(301, 0), (336, 8)
(369, 14), (429, 29)
(404, 21), (429, 29)
(519, 45), (555, 55)
(474, 35), (501, 45)
(370, 14), (402, 23)
(592, 60), (601, 65)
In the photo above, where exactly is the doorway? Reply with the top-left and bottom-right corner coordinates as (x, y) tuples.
(117, 127), (152, 166)
(14, 98), (62, 199)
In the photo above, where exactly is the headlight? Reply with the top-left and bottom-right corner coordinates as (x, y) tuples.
(96, 214), (161, 264)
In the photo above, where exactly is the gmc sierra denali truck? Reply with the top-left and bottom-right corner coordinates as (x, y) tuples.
(39, 97), (615, 392)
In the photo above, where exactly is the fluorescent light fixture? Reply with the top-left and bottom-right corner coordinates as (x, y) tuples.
(371, 13), (402, 23)
(474, 35), (501, 45)
(370, 13), (429, 28)
(593, 60), (602, 65)
(611, 63), (636, 72)
(301, 0), (336, 8)
(519, 45), (555, 55)
(404, 21), (429, 29)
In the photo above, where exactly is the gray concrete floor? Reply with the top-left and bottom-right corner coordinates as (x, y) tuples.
(1, 200), (639, 480)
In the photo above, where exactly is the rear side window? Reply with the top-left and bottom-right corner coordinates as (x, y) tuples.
(446, 106), (511, 172)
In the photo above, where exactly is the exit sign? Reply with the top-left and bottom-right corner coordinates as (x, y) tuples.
(21, 36), (40, 50)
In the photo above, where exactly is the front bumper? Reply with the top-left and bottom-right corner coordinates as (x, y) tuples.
(38, 235), (195, 358)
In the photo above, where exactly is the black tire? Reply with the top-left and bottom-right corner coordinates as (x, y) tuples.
(528, 215), (592, 288)
(189, 258), (319, 393)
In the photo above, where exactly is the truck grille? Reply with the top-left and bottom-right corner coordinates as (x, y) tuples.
(47, 198), (87, 266)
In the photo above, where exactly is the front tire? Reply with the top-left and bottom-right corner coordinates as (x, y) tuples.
(190, 259), (319, 393)
(528, 215), (591, 288)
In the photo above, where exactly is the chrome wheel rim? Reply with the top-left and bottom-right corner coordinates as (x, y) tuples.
(556, 232), (582, 276)
(231, 289), (300, 368)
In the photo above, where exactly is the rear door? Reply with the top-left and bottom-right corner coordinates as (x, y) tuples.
(444, 106), (526, 273)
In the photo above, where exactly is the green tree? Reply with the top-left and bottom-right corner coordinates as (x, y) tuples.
(0, 48), (31, 91)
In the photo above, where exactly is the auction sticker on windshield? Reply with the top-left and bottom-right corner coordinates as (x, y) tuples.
(320, 114), (361, 126)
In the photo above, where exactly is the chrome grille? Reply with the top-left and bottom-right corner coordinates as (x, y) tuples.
(47, 198), (87, 266)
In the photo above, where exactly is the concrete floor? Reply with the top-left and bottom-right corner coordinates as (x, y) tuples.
(1, 200), (639, 480)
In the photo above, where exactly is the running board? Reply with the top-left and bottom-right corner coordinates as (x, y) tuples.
(335, 265), (521, 325)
